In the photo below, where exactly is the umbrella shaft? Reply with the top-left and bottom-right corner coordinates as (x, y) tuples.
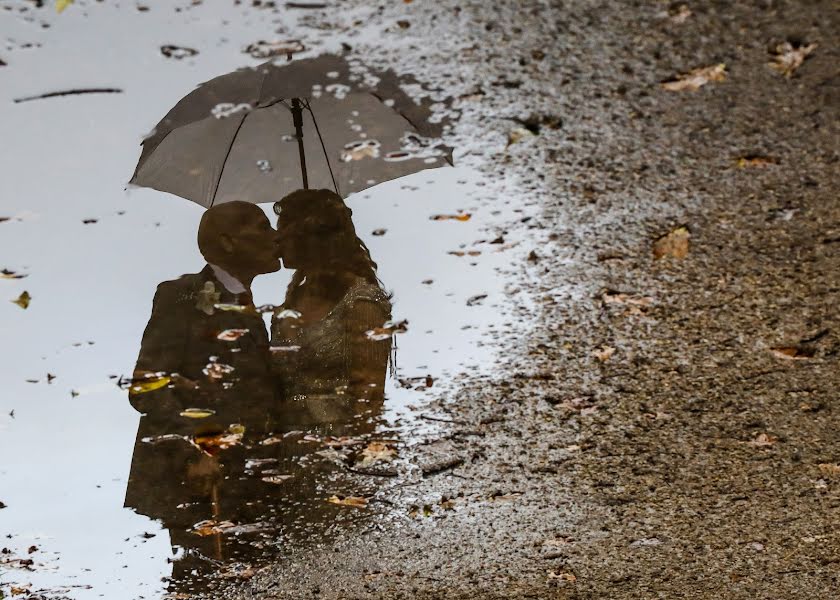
(291, 98), (309, 189)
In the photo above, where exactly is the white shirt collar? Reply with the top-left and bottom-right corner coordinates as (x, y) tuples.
(209, 264), (247, 295)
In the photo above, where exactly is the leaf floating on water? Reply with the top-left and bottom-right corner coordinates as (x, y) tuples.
(217, 328), (249, 341)
(1, 269), (26, 279)
(160, 45), (199, 60)
(327, 495), (368, 507)
(770, 346), (814, 360)
(769, 42), (816, 78)
(653, 226), (690, 259)
(129, 375), (171, 395)
(214, 303), (251, 313)
(56, 0), (74, 13)
(179, 408), (216, 419)
(261, 475), (293, 484)
(273, 308), (302, 319)
(203, 361), (235, 381)
(357, 442), (397, 467)
(191, 519), (236, 537)
(365, 319), (408, 341)
(372, 228), (387, 236)
(341, 140), (381, 162)
(269, 345), (301, 353)
(466, 294), (488, 306)
(244, 39), (305, 59)
(192, 424), (245, 456)
(431, 213), (471, 222)
(661, 63), (726, 91)
(12, 291), (31, 309)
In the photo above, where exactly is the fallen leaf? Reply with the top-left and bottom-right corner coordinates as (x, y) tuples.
(323, 436), (365, 447)
(217, 328), (250, 341)
(1, 269), (26, 279)
(372, 228), (387, 236)
(736, 155), (777, 168)
(269, 345), (302, 353)
(653, 226), (690, 259)
(328, 495), (369, 507)
(747, 433), (777, 448)
(160, 45), (199, 59)
(357, 442), (397, 467)
(508, 127), (536, 146)
(203, 361), (235, 381)
(192, 424), (245, 456)
(213, 302), (252, 313)
(56, 0), (74, 13)
(770, 346), (815, 360)
(669, 4), (692, 24)
(768, 42), (816, 78)
(179, 408), (216, 419)
(818, 463), (840, 478)
(341, 140), (380, 162)
(11, 291), (31, 309)
(593, 346), (615, 362)
(548, 571), (577, 582)
(662, 64), (726, 91)
(11, 586), (30, 596)
(365, 319), (408, 341)
(431, 213), (471, 221)
(191, 519), (236, 537)
(82, 218), (98, 224)
(129, 375), (171, 395)
(602, 290), (653, 307)
(261, 475), (294, 484)
(244, 40), (305, 59)
(466, 294), (488, 306)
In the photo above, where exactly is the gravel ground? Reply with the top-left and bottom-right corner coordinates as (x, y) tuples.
(218, 1), (839, 598)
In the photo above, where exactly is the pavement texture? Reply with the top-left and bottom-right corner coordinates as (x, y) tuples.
(219, 1), (839, 598)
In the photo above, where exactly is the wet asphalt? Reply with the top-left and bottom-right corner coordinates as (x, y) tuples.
(219, 0), (839, 598)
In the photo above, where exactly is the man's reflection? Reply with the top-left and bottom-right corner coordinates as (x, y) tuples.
(125, 195), (392, 590)
(270, 189), (392, 429)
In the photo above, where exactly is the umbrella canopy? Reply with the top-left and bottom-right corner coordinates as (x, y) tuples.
(131, 54), (451, 207)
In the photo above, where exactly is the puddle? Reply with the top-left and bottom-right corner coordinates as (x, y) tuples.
(0, 3), (535, 598)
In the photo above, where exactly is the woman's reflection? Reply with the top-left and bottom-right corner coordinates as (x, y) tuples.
(271, 189), (392, 429)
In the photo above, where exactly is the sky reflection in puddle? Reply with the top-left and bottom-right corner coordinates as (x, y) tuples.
(0, 3), (534, 598)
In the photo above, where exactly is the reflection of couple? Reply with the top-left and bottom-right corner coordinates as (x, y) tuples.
(124, 189), (391, 584)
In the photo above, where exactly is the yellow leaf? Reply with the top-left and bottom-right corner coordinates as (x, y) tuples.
(191, 519), (235, 537)
(56, 0), (74, 13)
(431, 213), (471, 221)
(11, 291), (31, 309)
(327, 495), (368, 507)
(129, 375), (171, 394)
(179, 408), (216, 419)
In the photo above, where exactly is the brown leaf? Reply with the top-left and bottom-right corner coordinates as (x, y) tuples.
(653, 226), (690, 259)
(192, 424), (245, 456)
(817, 463), (840, 478)
(593, 346), (615, 362)
(431, 213), (471, 222)
(191, 519), (236, 537)
(770, 346), (815, 360)
(1, 269), (27, 279)
(548, 571), (577, 582)
(365, 319), (408, 341)
(11, 291), (31, 309)
(357, 442), (397, 467)
(217, 328), (250, 341)
(662, 64), (726, 91)
(736, 155), (777, 168)
(327, 495), (369, 507)
(769, 42), (816, 78)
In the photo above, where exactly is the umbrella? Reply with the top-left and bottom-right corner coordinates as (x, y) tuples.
(131, 54), (452, 207)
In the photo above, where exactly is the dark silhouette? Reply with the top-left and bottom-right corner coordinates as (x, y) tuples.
(270, 189), (392, 430)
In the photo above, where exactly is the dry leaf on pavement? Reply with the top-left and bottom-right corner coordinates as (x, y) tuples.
(653, 226), (690, 259)
(662, 64), (726, 91)
(357, 442), (397, 467)
(770, 346), (815, 360)
(817, 463), (840, 478)
(593, 346), (615, 362)
(747, 433), (777, 448)
(768, 42), (816, 78)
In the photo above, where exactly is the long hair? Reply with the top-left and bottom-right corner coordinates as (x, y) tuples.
(274, 189), (381, 305)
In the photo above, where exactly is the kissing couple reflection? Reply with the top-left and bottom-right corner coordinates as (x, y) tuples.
(124, 189), (392, 581)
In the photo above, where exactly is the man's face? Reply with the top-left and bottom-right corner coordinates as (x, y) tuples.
(228, 209), (282, 275)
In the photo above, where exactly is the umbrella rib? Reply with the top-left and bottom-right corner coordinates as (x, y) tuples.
(209, 111), (249, 208)
(303, 99), (341, 197)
